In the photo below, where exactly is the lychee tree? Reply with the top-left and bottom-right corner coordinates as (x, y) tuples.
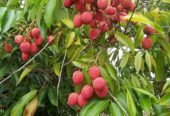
(0, 0), (170, 115)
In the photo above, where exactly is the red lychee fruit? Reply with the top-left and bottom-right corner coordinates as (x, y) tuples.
(81, 85), (94, 99)
(64, 0), (74, 8)
(81, 12), (93, 24)
(89, 28), (100, 41)
(72, 71), (84, 85)
(15, 35), (24, 45)
(89, 20), (97, 28)
(111, 0), (121, 7)
(93, 77), (106, 90)
(85, 0), (94, 4)
(35, 35), (43, 46)
(111, 15), (120, 23)
(47, 36), (55, 45)
(106, 6), (117, 15)
(95, 85), (108, 98)
(97, 0), (108, 10)
(121, 0), (134, 11)
(21, 53), (30, 61)
(88, 65), (101, 79)
(116, 4), (124, 12)
(30, 28), (40, 38)
(67, 92), (78, 106)
(3, 43), (12, 53)
(73, 13), (83, 27)
(30, 43), (39, 55)
(20, 41), (31, 54)
(75, 0), (85, 12)
(143, 25), (156, 35)
(142, 37), (153, 50)
(78, 94), (88, 108)
(119, 12), (127, 21)
(98, 22), (109, 33)
(94, 10), (104, 21)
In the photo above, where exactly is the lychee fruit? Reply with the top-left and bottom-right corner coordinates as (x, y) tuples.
(95, 85), (108, 98)
(142, 37), (153, 50)
(67, 92), (78, 106)
(105, 6), (117, 15)
(97, 0), (108, 10)
(47, 36), (55, 45)
(20, 41), (31, 54)
(75, 0), (85, 12)
(3, 43), (12, 53)
(78, 94), (88, 108)
(94, 10), (104, 21)
(30, 43), (39, 55)
(81, 85), (94, 99)
(143, 25), (156, 35)
(116, 4), (124, 12)
(15, 35), (24, 45)
(89, 28), (100, 41)
(35, 35), (43, 46)
(88, 65), (101, 79)
(111, 15), (120, 23)
(121, 0), (134, 11)
(98, 22), (109, 33)
(73, 13), (83, 27)
(85, 0), (94, 4)
(30, 28), (40, 38)
(21, 53), (30, 61)
(111, 0), (121, 7)
(64, 0), (74, 8)
(81, 12), (93, 24)
(72, 71), (84, 85)
(93, 77), (106, 90)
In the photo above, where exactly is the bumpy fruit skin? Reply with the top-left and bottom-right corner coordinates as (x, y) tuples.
(3, 44), (12, 53)
(75, 0), (85, 12)
(20, 41), (31, 54)
(89, 28), (100, 41)
(72, 71), (84, 85)
(142, 37), (153, 50)
(67, 92), (78, 106)
(88, 66), (101, 79)
(21, 53), (30, 61)
(78, 94), (88, 108)
(94, 10), (104, 21)
(95, 85), (108, 98)
(98, 22), (109, 33)
(93, 77), (106, 90)
(85, 0), (94, 3)
(35, 35), (43, 46)
(81, 85), (94, 99)
(106, 6), (117, 15)
(64, 0), (74, 8)
(47, 36), (55, 45)
(111, 0), (121, 7)
(97, 0), (108, 10)
(30, 43), (39, 55)
(81, 12), (93, 24)
(121, 0), (134, 10)
(30, 28), (40, 38)
(143, 25), (156, 35)
(15, 35), (24, 45)
(73, 14), (83, 27)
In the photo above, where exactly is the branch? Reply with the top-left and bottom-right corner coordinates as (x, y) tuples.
(124, 0), (140, 34)
(108, 91), (129, 116)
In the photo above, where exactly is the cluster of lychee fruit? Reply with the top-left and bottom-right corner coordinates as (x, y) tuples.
(64, 0), (135, 41)
(142, 25), (156, 50)
(67, 66), (108, 108)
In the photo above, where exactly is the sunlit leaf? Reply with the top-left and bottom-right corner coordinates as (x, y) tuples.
(65, 31), (76, 48)
(134, 52), (142, 73)
(159, 92), (170, 106)
(120, 53), (129, 69)
(109, 102), (124, 116)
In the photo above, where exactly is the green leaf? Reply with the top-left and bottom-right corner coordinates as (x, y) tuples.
(161, 0), (170, 3)
(159, 92), (170, 106)
(162, 80), (170, 94)
(65, 31), (76, 48)
(158, 39), (170, 59)
(134, 52), (142, 73)
(53, 62), (61, 77)
(18, 64), (36, 84)
(115, 31), (135, 52)
(61, 18), (74, 29)
(161, 112), (170, 116)
(70, 46), (86, 61)
(7, 0), (19, 7)
(145, 51), (152, 71)
(10, 90), (37, 116)
(135, 25), (144, 47)
(44, 0), (56, 28)
(134, 88), (157, 100)
(120, 53), (129, 69)
(48, 87), (57, 106)
(109, 102), (124, 116)
(0, 7), (7, 32)
(139, 95), (151, 113)
(126, 89), (136, 116)
(105, 63), (117, 81)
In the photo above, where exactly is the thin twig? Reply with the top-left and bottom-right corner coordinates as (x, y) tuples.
(108, 91), (129, 116)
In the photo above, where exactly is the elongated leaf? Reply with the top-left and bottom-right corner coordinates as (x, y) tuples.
(105, 63), (117, 81)
(11, 90), (37, 116)
(23, 97), (38, 116)
(65, 32), (76, 48)
(70, 46), (86, 61)
(126, 89), (136, 116)
(53, 62), (60, 77)
(139, 95), (151, 113)
(48, 87), (57, 106)
(161, 0), (170, 3)
(135, 25), (144, 47)
(0, 7), (7, 31)
(109, 102), (124, 116)
(44, 0), (56, 28)
(159, 92), (170, 106)
(61, 18), (74, 29)
(115, 31), (135, 52)
(120, 53), (129, 69)
(145, 51), (152, 71)
(134, 52), (142, 73)
(7, 0), (18, 6)
(162, 80), (170, 93)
